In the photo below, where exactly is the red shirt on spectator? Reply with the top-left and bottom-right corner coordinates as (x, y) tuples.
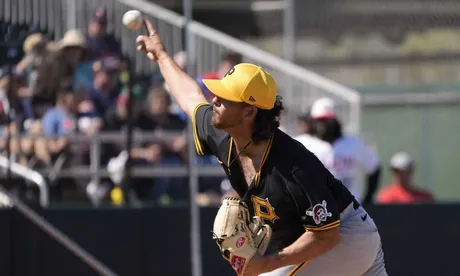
(377, 183), (434, 204)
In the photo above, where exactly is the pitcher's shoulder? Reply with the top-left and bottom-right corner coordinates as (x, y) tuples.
(272, 130), (325, 170)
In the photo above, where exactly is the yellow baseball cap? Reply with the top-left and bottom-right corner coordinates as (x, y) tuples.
(202, 63), (277, 110)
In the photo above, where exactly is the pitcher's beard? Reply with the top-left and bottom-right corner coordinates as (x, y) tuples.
(211, 112), (242, 130)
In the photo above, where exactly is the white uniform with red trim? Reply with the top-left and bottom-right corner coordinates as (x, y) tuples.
(329, 135), (380, 202)
(294, 133), (333, 167)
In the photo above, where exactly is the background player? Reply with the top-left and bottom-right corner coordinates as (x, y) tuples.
(310, 97), (381, 205)
(294, 111), (333, 167)
(136, 18), (387, 276)
(377, 151), (434, 204)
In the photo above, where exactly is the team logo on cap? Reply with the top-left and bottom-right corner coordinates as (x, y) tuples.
(306, 200), (332, 225)
(249, 96), (256, 102)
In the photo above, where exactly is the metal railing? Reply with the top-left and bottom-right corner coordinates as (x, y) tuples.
(0, 131), (226, 207)
(79, 130), (225, 183)
(0, 154), (49, 207)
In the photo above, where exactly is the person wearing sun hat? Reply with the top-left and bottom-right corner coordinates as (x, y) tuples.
(37, 29), (90, 95)
(58, 29), (90, 62)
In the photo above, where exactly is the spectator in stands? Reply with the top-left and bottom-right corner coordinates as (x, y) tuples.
(8, 67), (39, 166)
(38, 89), (76, 166)
(75, 7), (125, 101)
(0, 65), (30, 124)
(70, 57), (123, 177)
(136, 86), (187, 204)
(85, 7), (122, 60)
(377, 152), (435, 204)
(15, 33), (49, 91)
(102, 86), (144, 163)
(19, 118), (43, 167)
(138, 86), (186, 166)
(76, 99), (102, 137)
(85, 87), (145, 205)
(105, 86), (187, 205)
(84, 56), (122, 117)
(14, 34), (53, 136)
(0, 65), (36, 165)
(39, 88), (100, 201)
(34, 29), (90, 107)
(75, 55), (118, 140)
(138, 86), (186, 132)
(103, 86), (143, 132)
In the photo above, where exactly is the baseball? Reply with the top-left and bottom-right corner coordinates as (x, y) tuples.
(122, 10), (143, 30)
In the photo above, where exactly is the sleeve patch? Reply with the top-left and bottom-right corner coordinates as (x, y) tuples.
(306, 200), (332, 225)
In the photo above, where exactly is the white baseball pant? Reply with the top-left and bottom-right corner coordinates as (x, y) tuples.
(260, 203), (388, 276)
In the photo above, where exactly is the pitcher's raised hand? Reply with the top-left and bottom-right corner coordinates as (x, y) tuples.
(135, 17), (208, 120)
(136, 18), (166, 62)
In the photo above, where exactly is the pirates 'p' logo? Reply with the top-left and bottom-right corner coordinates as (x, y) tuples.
(251, 195), (279, 223)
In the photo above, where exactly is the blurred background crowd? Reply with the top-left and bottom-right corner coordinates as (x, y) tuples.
(1, 0), (454, 209)
(0, 7), (250, 207)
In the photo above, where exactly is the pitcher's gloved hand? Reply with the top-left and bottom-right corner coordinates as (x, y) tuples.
(212, 197), (272, 275)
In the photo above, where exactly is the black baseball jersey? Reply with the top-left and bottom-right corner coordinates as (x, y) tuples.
(193, 103), (356, 253)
